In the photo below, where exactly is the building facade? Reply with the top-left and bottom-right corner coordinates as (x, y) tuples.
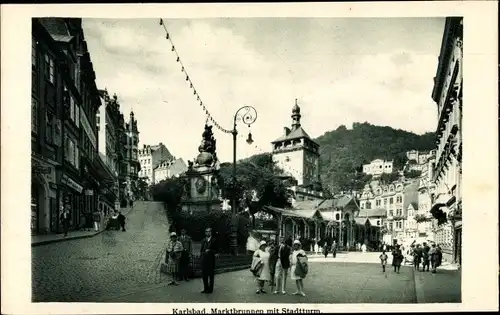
(362, 159), (394, 177)
(153, 157), (188, 184)
(416, 152), (436, 242)
(271, 99), (323, 200)
(96, 89), (124, 214)
(404, 150), (435, 173)
(430, 17), (463, 265)
(138, 143), (173, 184)
(119, 112), (140, 207)
(32, 18), (102, 234)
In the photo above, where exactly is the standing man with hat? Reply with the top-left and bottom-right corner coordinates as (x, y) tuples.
(179, 228), (192, 281)
(200, 227), (218, 293)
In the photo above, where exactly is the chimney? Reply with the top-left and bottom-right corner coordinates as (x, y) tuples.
(284, 127), (291, 136)
(143, 144), (146, 149)
(160, 142), (163, 146)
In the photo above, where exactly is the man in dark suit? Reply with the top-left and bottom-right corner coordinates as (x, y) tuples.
(200, 227), (218, 293)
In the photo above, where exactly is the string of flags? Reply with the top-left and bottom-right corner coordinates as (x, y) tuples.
(159, 19), (304, 178)
(159, 18), (233, 134)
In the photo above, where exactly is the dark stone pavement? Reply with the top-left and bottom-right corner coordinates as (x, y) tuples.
(31, 201), (170, 302)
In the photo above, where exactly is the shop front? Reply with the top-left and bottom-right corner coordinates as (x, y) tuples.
(61, 173), (84, 231)
(31, 156), (59, 235)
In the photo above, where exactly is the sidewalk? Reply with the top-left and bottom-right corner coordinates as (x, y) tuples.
(31, 206), (134, 246)
(414, 267), (461, 303)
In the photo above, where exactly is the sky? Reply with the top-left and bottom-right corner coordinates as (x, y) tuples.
(83, 17), (445, 164)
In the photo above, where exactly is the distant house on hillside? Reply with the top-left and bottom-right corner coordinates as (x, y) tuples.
(362, 159), (394, 177)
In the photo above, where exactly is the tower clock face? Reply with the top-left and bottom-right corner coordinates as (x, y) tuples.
(195, 177), (207, 193)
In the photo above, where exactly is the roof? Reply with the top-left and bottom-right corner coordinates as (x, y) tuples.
(293, 200), (322, 210)
(354, 218), (370, 225)
(358, 208), (387, 217)
(51, 34), (74, 43)
(271, 126), (316, 144)
(407, 202), (419, 211)
(264, 206), (324, 220)
(316, 195), (357, 210)
(38, 18), (71, 38)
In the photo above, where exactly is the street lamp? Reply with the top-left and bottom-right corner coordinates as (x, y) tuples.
(230, 105), (258, 255)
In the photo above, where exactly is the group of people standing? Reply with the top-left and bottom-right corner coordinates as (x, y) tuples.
(411, 242), (443, 273)
(165, 227), (217, 294)
(251, 237), (309, 297)
(379, 242), (443, 274)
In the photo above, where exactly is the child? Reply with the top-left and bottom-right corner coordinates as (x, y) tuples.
(379, 250), (388, 275)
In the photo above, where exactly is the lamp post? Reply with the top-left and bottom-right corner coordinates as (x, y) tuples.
(230, 106), (258, 255)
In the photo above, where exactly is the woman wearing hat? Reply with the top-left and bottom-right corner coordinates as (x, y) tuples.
(166, 232), (184, 285)
(290, 240), (307, 296)
(253, 240), (271, 294)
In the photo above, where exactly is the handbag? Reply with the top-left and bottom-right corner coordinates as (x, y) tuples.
(296, 255), (309, 276)
(250, 256), (263, 277)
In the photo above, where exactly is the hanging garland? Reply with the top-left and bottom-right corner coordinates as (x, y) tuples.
(159, 18), (232, 134)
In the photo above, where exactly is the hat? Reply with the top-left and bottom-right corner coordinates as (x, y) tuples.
(293, 240), (301, 245)
(170, 232), (177, 237)
(259, 240), (267, 247)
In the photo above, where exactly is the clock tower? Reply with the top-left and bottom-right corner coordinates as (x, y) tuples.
(180, 124), (222, 213)
(271, 99), (322, 190)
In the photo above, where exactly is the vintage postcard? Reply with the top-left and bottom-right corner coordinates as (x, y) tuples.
(1, 1), (498, 314)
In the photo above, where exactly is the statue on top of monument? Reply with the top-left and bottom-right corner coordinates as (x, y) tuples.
(195, 124), (218, 167)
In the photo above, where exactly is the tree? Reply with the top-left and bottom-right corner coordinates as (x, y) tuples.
(380, 172), (400, 184)
(133, 177), (149, 200)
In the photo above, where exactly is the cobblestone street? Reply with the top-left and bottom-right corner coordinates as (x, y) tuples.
(31, 202), (170, 302)
(103, 260), (418, 303)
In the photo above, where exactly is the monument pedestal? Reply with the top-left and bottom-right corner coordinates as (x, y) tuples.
(181, 166), (222, 213)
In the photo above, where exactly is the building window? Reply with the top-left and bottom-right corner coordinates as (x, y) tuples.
(389, 197), (394, 204)
(408, 210), (413, 217)
(32, 98), (38, 134)
(70, 96), (75, 122)
(376, 199), (381, 207)
(396, 221), (403, 229)
(384, 198), (387, 205)
(32, 37), (37, 68)
(366, 202), (371, 210)
(389, 210), (393, 217)
(396, 209), (402, 216)
(75, 105), (80, 128)
(396, 195), (402, 203)
(46, 111), (54, 144)
(44, 54), (55, 84)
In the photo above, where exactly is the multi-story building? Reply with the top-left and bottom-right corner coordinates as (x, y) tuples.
(430, 17), (463, 265)
(32, 18), (103, 234)
(416, 152), (436, 242)
(119, 111), (140, 207)
(153, 157), (188, 184)
(31, 19), (66, 235)
(138, 143), (172, 184)
(96, 89), (124, 214)
(404, 150), (436, 173)
(271, 99), (323, 201)
(362, 159), (394, 177)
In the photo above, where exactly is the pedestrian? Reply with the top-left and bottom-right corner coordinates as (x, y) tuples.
(60, 204), (71, 237)
(314, 239), (319, 255)
(274, 236), (291, 294)
(253, 241), (271, 294)
(392, 244), (403, 274)
(165, 232), (183, 286)
(290, 240), (308, 297)
(379, 250), (388, 276)
(267, 239), (279, 292)
(361, 243), (367, 253)
(323, 239), (329, 258)
(422, 242), (431, 272)
(413, 244), (423, 271)
(92, 209), (102, 232)
(430, 243), (442, 273)
(179, 228), (192, 281)
(117, 211), (126, 231)
(200, 227), (218, 294)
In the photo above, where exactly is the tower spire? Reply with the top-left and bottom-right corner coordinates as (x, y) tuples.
(291, 98), (301, 129)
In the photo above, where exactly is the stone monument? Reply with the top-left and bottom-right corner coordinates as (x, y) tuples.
(180, 124), (222, 213)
